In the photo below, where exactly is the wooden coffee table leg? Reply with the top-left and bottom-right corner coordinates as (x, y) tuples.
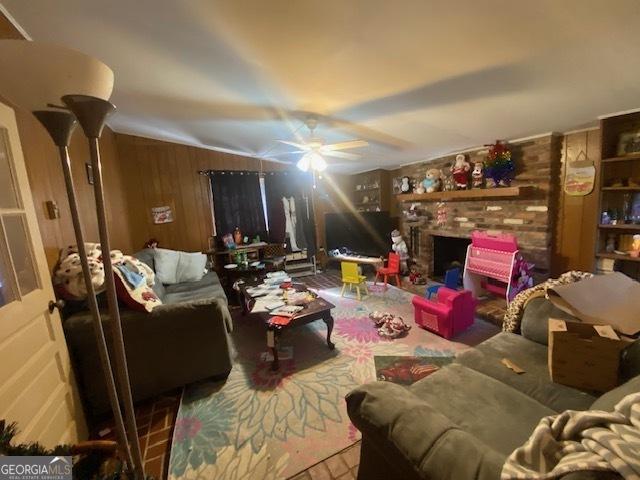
(268, 327), (279, 371)
(323, 315), (335, 350)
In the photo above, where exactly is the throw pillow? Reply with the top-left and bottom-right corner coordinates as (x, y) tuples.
(113, 265), (162, 313)
(153, 248), (180, 284)
(175, 251), (207, 283)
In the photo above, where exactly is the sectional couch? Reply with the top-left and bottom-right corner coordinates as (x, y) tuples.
(347, 296), (639, 480)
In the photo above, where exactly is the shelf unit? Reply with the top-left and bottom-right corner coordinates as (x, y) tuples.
(397, 185), (535, 203)
(595, 111), (640, 278)
(350, 169), (391, 212)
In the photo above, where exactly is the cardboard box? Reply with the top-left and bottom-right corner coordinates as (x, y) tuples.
(548, 318), (627, 393)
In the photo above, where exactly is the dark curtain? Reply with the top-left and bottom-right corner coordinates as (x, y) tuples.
(210, 171), (267, 240)
(264, 171), (316, 255)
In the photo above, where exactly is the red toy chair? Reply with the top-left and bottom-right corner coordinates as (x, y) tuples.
(374, 252), (401, 290)
(411, 288), (475, 339)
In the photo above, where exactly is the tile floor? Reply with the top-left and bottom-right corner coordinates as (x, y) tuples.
(94, 389), (181, 479)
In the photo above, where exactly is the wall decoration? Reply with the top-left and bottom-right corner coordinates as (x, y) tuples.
(485, 140), (514, 187)
(151, 205), (174, 224)
(436, 201), (448, 227)
(616, 129), (640, 157)
(564, 150), (595, 196)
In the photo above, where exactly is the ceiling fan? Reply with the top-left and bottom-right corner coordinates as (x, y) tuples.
(277, 117), (369, 171)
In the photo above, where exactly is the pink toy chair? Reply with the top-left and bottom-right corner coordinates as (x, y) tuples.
(412, 288), (475, 339)
(374, 252), (401, 290)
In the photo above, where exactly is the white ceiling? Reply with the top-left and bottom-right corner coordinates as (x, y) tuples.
(3, 0), (640, 172)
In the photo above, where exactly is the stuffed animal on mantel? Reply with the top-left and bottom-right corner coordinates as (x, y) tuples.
(451, 154), (471, 189)
(422, 168), (442, 193)
(441, 167), (456, 191)
(471, 161), (485, 189)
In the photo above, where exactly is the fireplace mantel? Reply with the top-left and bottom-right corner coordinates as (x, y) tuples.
(396, 185), (535, 203)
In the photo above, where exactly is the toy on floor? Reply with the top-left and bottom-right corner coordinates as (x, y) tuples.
(369, 311), (411, 339)
(409, 263), (426, 285)
(425, 267), (459, 299)
(412, 288), (475, 339)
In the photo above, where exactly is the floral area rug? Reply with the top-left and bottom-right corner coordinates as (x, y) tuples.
(168, 284), (471, 480)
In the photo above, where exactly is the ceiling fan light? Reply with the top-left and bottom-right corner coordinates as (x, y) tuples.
(311, 153), (327, 172)
(296, 155), (311, 172)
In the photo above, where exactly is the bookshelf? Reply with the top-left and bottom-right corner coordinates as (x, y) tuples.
(596, 111), (640, 278)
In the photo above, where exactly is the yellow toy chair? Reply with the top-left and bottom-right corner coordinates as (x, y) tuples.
(340, 261), (369, 300)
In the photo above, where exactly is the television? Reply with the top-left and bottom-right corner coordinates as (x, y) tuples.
(325, 211), (398, 257)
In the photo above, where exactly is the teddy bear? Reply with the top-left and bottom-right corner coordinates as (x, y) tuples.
(451, 154), (471, 190)
(471, 161), (485, 189)
(422, 168), (442, 193)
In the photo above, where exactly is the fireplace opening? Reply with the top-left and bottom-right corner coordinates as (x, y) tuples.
(432, 235), (471, 283)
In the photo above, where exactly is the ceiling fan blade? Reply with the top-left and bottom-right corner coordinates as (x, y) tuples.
(262, 150), (306, 158)
(277, 140), (310, 150)
(321, 140), (368, 151)
(323, 150), (361, 160)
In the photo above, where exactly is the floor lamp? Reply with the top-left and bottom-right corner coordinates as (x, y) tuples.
(0, 40), (144, 478)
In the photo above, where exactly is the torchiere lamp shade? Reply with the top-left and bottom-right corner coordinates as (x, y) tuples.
(0, 40), (114, 111)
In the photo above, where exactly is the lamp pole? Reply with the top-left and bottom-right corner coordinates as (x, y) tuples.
(61, 95), (145, 479)
(31, 109), (134, 471)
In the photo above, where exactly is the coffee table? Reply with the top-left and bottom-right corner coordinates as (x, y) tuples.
(239, 283), (336, 370)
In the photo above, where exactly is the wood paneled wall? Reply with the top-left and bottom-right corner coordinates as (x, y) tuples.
(114, 134), (288, 253)
(551, 128), (601, 276)
(14, 110), (134, 269)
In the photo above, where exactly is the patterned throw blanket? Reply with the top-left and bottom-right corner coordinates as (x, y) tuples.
(502, 393), (640, 480)
(54, 243), (155, 300)
(502, 271), (593, 333)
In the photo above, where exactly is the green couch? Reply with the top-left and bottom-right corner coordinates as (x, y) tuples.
(347, 297), (639, 480)
(63, 249), (233, 416)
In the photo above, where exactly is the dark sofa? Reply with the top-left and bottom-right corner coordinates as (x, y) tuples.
(63, 249), (233, 416)
(347, 297), (640, 480)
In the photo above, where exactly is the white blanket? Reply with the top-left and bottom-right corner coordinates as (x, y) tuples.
(54, 243), (154, 300)
(502, 393), (640, 479)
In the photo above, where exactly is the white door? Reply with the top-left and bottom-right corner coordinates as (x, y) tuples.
(0, 102), (87, 447)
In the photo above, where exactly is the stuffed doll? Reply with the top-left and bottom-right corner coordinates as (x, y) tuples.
(400, 176), (412, 193)
(441, 167), (456, 191)
(391, 229), (409, 274)
(451, 154), (471, 189)
(422, 168), (442, 193)
(471, 161), (485, 189)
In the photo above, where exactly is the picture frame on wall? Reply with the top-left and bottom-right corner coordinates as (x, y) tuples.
(151, 205), (174, 224)
(617, 129), (640, 156)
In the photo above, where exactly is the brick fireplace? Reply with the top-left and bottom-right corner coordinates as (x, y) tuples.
(394, 134), (562, 279)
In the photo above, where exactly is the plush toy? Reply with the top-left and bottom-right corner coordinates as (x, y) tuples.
(422, 168), (442, 193)
(441, 167), (456, 191)
(471, 162), (485, 189)
(409, 264), (426, 285)
(391, 229), (409, 274)
(414, 183), (426, 194)
(400, 176), (412, 193)
(451, 154), (471, 189)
